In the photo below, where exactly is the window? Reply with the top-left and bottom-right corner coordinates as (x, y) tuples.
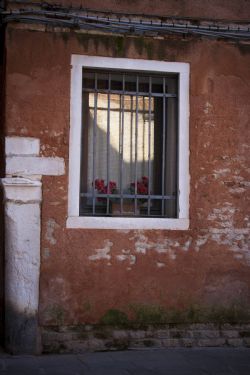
(67, 56), (189, 229)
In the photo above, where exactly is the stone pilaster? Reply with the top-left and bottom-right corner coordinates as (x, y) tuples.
(1, 177), (42, 354)
(1, 136), (65, 354)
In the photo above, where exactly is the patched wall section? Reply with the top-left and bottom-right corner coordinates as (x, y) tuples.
(4, 23), (250, 327)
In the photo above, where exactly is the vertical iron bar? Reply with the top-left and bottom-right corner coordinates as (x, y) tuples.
(92, 72), (98, 215)
(143, 95), (145, 171)
(130, 95), (133, 183)
(135, 75), (139, 214)
(161, 77), (166, 216)
(148, 76), (152, 216)
(119, 94), (122, 213)
(106, 73), (111, 215)
(120, 74), (125, 213)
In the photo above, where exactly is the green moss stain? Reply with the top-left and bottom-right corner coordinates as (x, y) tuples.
(99, 304), (250, 328)
(100, 309), (129, 327)
(46, 304), (65, 325)
(130, 304), (167, 327)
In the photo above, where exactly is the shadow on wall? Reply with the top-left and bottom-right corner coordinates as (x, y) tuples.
(5, 302), (41, 354)
(0, 19), (5, 346)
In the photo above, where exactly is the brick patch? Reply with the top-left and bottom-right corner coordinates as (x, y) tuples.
(42, 323), (250, 353)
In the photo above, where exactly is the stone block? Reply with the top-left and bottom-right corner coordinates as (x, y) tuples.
(142, 339), (162, 348)
(6, 137), (40, 156)
(239, 331), (250, 337)
(192, 330), (220, 339)
(66, 340), (89, 353)
(226, 338), (243, 347)
(161, 338), (180, 347)
(197, 338), (226, 347)
(112, 330), (129, 339)
(181, 338), (194, 347)
(6, 156), (65, 176)
(129, 330), (146, 339)
(88, 338), (107, 351)
(156, 329), (170, 339)
(170, 329), (191, 339)
(243, 338), (250, 347)
(221, 330), (239, 338)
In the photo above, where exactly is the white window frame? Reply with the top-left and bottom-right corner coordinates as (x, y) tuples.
(67, 55), (189, 230)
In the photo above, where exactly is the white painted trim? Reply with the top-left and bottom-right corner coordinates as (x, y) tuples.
(178, 68), (190, 219)
(68, 55), (190, 230)
(71, 55), (189, 74)
(68, 63), (83, 216)
(67, 216), (189, 230)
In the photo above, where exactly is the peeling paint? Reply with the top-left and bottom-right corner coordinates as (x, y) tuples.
(88, 240), (113, 261)
(45, 218), (59, 245)
(156, 262), (165, 268)
(116, 253), (136, 265)
(194, 236), (208, 251)
(129, 231), (191, 260)
(213, 168), (230, 179)
(43, 248), (51, 260)
(204, 101), (212, 114)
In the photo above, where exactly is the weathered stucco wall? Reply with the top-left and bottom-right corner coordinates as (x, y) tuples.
(4, 20), (250, 326)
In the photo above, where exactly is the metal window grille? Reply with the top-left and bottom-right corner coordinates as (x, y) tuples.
(80, 69), (178, 218)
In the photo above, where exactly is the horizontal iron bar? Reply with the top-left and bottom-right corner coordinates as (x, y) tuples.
(88, 106), (155, 114)
(80, 193), (176, 200)
(83, 88), (177, 98)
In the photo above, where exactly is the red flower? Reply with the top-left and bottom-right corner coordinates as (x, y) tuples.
(130, 177), (148, 196)
(94, 179), (117, 201)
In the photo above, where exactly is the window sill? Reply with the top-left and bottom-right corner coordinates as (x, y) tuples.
(66, 216), (189, 230)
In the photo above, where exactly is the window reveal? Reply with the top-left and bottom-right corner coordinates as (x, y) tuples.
(80, 69), (178, 218)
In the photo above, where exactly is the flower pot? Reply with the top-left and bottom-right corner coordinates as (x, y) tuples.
(111, 202), (139, 216)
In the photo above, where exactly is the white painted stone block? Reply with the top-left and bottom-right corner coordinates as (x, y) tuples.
(6, 156), (65, 176)
(6, 137), (40, 156)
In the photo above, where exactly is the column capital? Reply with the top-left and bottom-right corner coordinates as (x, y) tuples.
(1, 177), (42, 203)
